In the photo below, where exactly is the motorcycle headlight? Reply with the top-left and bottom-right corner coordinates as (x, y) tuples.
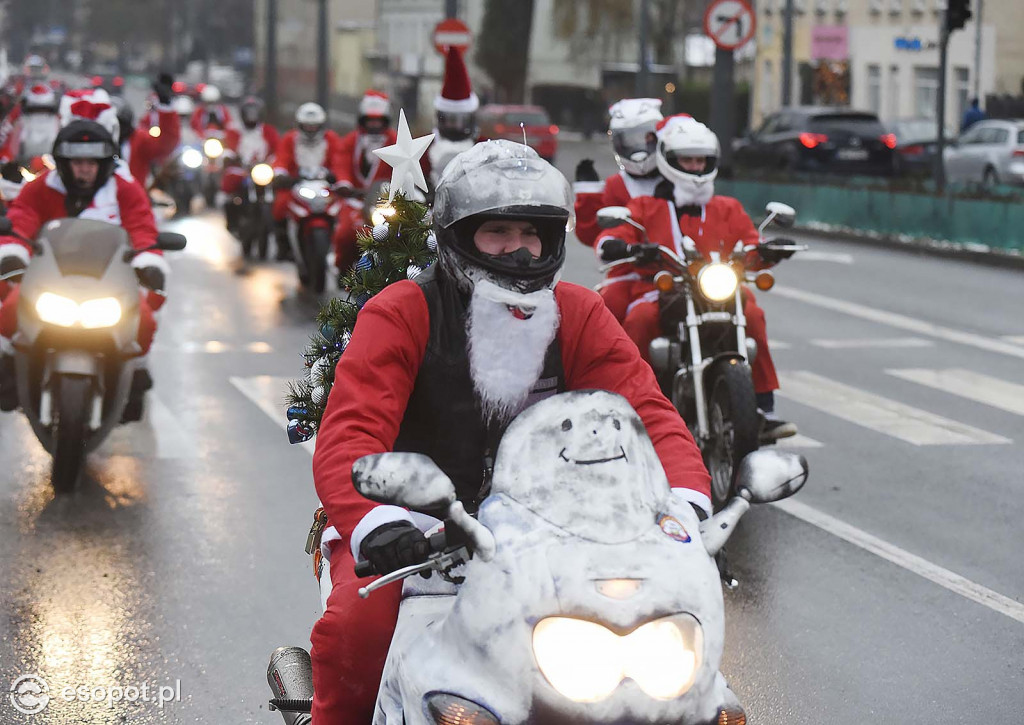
(532, 614), (703, 703)
(182, 148), (203, 169)
(35, 294), (122, 329)
(697, 263), (739, 302)
(148, 125), (161, 138)
(251, 163), (275, 186)
(298, 186), (317, 200)
(203, 138), (224, 159)
(371, 205), (396, 227)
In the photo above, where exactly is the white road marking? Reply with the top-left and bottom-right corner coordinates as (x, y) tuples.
(229, 375), (315, 456)
(772, 498), (1024, 626)
(774, 286), (1024, 361)
(812, 337), (934, 349)
(887, 368), (1024, 417)
(778, 370), (1010, 445)
(147, 393), (198, 459)
(768, 339), (792, 350)
(792, 251), (854, 264)
(774, 433), (824, 448)
(156, 340), (273, 354)
(1002, 335), (1024, 346)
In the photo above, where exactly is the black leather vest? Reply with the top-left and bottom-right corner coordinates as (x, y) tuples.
(393, 266), (565, 509)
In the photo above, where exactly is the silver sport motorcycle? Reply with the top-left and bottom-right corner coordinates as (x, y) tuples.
(0, 216), (186, 492)
(267, 390), (808, 724)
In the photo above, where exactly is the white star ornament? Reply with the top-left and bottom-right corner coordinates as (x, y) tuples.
(372, 109), (435, 202)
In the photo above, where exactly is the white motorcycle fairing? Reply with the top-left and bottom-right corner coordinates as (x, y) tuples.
(373, 390), (739, 724)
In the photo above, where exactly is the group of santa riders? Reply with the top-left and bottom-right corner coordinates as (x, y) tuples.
(0, 51), (799, 720)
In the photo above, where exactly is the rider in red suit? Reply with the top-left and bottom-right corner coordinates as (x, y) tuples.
(597, 115), (797, 441)
(573, 98), (666, 322)
(111, 75), (182, 185)
(308, 140), (711, 723)
(221, 96), (279, 238)
(331, 90), (398, 274)
(189, 85), (232, 137)
(0, 119), (168, 416)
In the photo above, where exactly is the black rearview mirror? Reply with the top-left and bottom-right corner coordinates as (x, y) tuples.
(595, 206), (633, 229)
(156, 232), (187, 251)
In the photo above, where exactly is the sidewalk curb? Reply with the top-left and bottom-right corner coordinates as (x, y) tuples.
(790, 224), (1024, 272)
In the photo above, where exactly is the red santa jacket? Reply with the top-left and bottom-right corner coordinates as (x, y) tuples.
(0, 164), (166, 276)
(272, 129), (345, 179)
(225, 123), (280, 165)
(189, 103), (233, 137)
(334, 128), (398, 189)
(0, 105), (24, 162)
(126, 105), (181, 184)
(312, 279), (712, 543)
(597, 194), (766, 272)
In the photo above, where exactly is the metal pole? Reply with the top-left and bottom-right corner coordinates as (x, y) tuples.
(266, 0), (278, 125)
(710, 46), (736, 176)
(445, 0), (458, 18)
(973, 0), (982, 100)
(637, 0), (650, 96)
(782, 0), (794, 105)
(935, 22), (949, 192)
(317, 0), (329, 109)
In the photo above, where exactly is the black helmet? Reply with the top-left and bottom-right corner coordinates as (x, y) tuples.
(432, 140), (574, 294)
(240, 96), (264, 128)
(52, 120), (118, 206)
(109, 96), (135, 147)
(436, 109), (478, 142)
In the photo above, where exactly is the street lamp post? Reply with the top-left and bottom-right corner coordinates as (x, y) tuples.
(316, 0), (329, 109)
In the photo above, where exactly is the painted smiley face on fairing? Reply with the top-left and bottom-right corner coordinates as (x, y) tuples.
(490, 390), (672, 543)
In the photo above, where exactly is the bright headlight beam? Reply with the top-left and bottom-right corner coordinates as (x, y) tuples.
(79, 297), (122, 329)
(251, 163), (274, 186)
(35, 292), (79, 327)
(35, 294), (123, 329)
(697, 263), (738, 302)
(298, 186), (317, 200)
(203, 138), (224, 158)
(182, 148), (203, 169)
(533, 616), (702, 703)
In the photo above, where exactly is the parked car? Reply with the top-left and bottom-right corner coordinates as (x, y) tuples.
(887, 118), (951, 176)
(478, 104), (559, 162)
(943, 118), (1024, 187)
(89, 63), (126, 96)
(734, 107), (897, 176)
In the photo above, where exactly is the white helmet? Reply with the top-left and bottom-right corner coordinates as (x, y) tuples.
(655, 115), (720, 207)
(608, 98), (663, 177)
(295, 102), (327, 141)
(171, 94), (195, 117)
(200, 85), (221, 104)
(23, 83), (57, 112)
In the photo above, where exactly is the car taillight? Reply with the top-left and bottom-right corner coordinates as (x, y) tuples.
(113, 76), (124, 87)
(1013, 149), (1024, 157)
(880, 133), (897, 149)
(91, 75), (102, 86)
(494, 123), (508, 134)
(172, 81), (186, 93)
(549, 125), (559, 135)
(900, 144), (925, 156)
(799, 132), (828, 149)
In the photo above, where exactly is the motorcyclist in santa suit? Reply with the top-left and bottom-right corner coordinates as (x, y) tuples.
(596, 115), (797, 441)
(422, 46), (480, 188)
(0, 119), (170, 417)
(308, 139), (712, 723)
(109, 74), (182, 185)
(221, 96), (279, 240)
(189, 84), (232, 137)
(573, 97), (666, 323)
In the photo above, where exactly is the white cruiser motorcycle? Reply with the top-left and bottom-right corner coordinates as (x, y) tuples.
(268, 390), (808, 724)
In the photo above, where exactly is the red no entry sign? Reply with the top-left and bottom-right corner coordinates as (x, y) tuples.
(704, 0), (756, 51)
(433, 18), (472, 55)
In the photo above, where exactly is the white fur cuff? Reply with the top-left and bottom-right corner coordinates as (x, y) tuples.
(573, 180), (605, 195)
(672, 487), (712, 519)
(131, 251), (171, 277)
(0, 243), (31, 266)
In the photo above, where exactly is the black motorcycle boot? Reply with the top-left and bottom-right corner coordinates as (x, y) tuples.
(274, 221), (293, 261)
(121, 368), (153, 423)
(0, 354), (17, 412)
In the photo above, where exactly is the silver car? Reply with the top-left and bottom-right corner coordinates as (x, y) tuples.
(943, 119), (1024, 186)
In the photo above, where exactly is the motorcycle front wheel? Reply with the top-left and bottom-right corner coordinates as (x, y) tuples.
(257, 203), (272, 261)
(51, 375), (92, 493)
(304, 227), (331, 295)
(705, 358), (760, 510)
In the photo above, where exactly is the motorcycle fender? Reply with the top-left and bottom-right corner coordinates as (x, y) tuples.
(51, 350), (101, 377)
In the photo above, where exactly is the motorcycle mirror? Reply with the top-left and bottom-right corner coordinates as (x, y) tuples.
(352, 452), (457, 512)
(764, 202), (796, 228)
(595, 206), (632, 229)
(735, 449), (808, 504)
(156, 232), (187, 251)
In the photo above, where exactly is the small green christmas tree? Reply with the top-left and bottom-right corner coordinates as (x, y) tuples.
(286, 191), (436, 443)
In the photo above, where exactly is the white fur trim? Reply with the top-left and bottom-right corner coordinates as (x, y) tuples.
(572, 180), (605, 195)
(672, 487), (712, 519)
(131, 251), (170, 277)
(349, 504), (415, 561)
(625, 289), (660, 316)
(0, 335), (13, 355)
(434, 92), (479, 114)
(0, 243), (31, 265)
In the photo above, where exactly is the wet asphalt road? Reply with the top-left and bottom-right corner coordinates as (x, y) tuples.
(0, 134), (1022, 723)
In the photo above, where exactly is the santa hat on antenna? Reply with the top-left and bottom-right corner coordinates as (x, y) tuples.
(59, 87), (119, 140)
(434, 46), (478, 114)
(359, 89), (391, 118)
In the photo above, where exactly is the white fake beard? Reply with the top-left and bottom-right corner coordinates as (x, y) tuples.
(672, 177), (714, 207)
(467, 280), (560, 424)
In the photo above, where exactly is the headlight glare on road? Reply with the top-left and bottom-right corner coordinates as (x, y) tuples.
(697, 263), (739, 302)
(79, 297), (122, 329)
(182, 148), (203, 169)
(203, 138), (224, 159)
(35, 292), (80, 327)
(532, 614), (702, 703)
(251, 163), (275, 186)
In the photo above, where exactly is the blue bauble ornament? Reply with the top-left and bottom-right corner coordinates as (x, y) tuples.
(287, 419), (315, 444)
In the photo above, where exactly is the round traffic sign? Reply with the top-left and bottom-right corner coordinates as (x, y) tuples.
(433, 18), (472, 55)
(703, 0), (756, 51)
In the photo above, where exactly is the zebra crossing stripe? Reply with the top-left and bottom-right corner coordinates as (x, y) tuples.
(812, 338), (933, 349)
(887, 368), (1024, 418)
(777, 371), (1010, 445)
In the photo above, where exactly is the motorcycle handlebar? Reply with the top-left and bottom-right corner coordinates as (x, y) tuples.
(353, 525), (460, 578)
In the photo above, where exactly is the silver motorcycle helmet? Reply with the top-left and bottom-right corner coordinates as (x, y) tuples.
(433, 139), (575, 294)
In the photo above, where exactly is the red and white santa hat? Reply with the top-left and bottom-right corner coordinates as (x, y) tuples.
(23, 83), (57, 110)
(654, 113), (696, 139)
(434, 46), (478, 114)
(359, 89), (391, 118)
(59, 87), (119, 140)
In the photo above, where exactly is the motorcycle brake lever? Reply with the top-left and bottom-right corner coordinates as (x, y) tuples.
(357, 546), (470, 599)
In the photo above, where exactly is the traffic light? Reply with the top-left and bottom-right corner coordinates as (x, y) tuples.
(946, 0), (972, 32)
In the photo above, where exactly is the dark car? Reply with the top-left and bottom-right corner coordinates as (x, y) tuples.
(478, 104), (559, 162)
(89, 63), (126, 96)
(888, 118), (951, 176)
(735, 107), (897, 176)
